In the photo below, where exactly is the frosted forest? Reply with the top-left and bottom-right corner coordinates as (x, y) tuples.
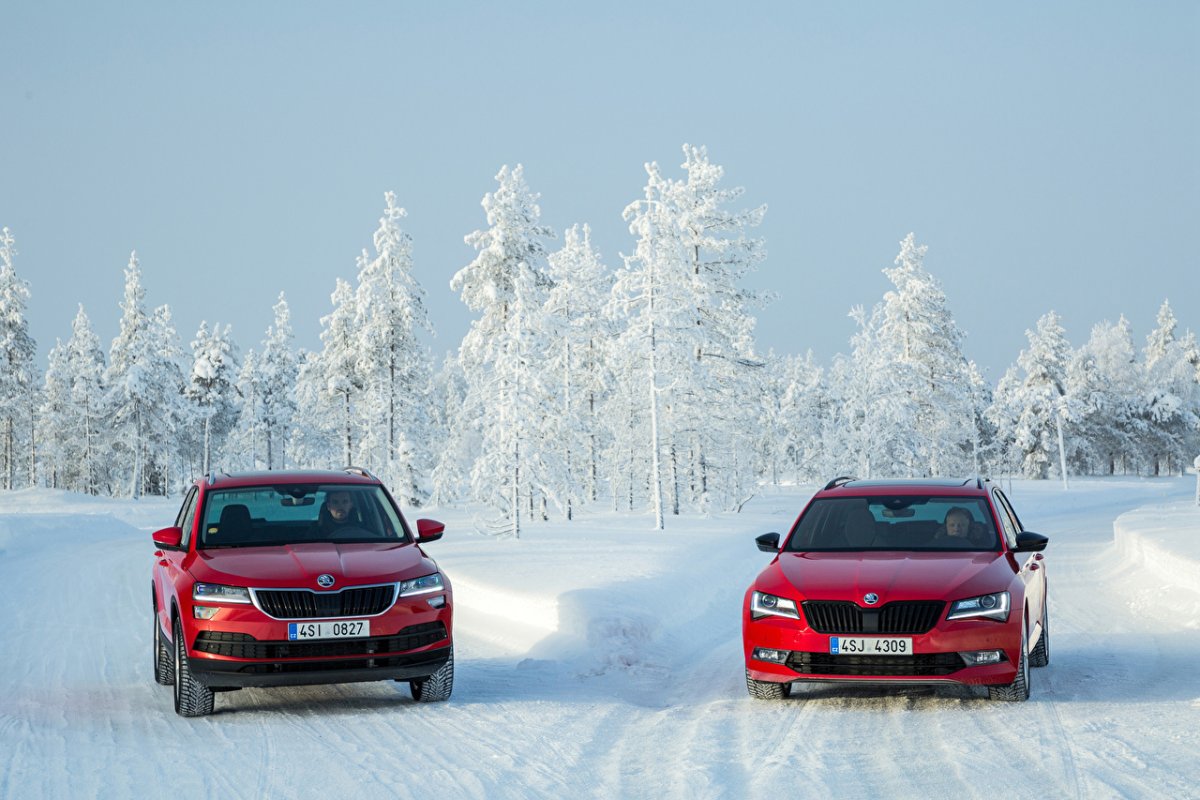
(2, 146), (1197, 532)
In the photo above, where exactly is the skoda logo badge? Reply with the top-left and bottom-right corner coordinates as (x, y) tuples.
(317, 574), (335, 589)
(863, 593), (879, 605)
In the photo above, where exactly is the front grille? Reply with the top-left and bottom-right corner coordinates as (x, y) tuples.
(802, 601), (945, 634)
(787, 651), (965, 677)
(194, 621), (447, 659)
(254, 584), (397, 619)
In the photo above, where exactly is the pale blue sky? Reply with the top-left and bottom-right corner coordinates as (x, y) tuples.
(3, 2), (1196, 379)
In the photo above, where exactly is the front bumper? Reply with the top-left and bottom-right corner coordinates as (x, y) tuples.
(181, 593), (453, 689)
(744, 613), (1020, 687)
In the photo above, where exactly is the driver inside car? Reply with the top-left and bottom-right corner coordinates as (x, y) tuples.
(320, 490), (359, 534)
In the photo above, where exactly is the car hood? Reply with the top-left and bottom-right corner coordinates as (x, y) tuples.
(189, 542), (433, 590)
(768, 551), (1012, 604)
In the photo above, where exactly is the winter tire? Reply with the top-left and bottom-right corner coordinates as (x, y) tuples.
(746, 670), (793, 700)
(988, 622), (1031, 702)
(153, 607), (174, 686)
(173, 618), (215, 717)
(1029, 601), (1050, 668)
(409, 649), (454, 702)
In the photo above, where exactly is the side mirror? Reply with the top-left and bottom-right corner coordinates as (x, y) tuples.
(1013, 531), (1049, 552)
(152, 526), (183, 548)
(416, 519), (445, 543)
(756, 532), (781, 553)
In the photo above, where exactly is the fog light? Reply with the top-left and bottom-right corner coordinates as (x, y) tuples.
(960, 650), (1003, 666)
(428, 595), (446, 609)
(193, 606), (219, 620)
(753, 648), (789, 664)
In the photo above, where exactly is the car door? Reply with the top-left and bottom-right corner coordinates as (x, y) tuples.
(155, 486), (198, 638)
(993, 488), (1046, 640)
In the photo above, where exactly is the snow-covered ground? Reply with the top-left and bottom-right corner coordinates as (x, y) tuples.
(1, 478), (1198, 799)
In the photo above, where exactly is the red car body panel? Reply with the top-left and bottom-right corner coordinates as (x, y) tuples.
(743, 478), (1049, 692)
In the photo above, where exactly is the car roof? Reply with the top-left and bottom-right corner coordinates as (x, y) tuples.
(199, 469), (381, 490)
(816, 476), (991, 497)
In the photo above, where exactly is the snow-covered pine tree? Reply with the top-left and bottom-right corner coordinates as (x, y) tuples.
(39, 339), (72, 489)
(146, 305), (187, 494)
(259, 294), (298, 469)
(105, 254), (186, 497)
(354, 193), (434, 506)
(449, 165), (558, 536)
(225, 348), (263, 470)
(544, 223), (612, 518)
(1062, 318), (1140, 474)
(428, 351), (470, 507)
(0, 228), (38, 489)
(673, 145), (768, 507)
(295, 279), (362, 468)
(606, 148), (767, 526)
(1141, 300), (1200, 474)
(990, 311), (1073, 480)
(185, 321), (239, 475)
(65, 306), (107, 493)
(774, 351), (828, 484)
(850, 234), (975, 477)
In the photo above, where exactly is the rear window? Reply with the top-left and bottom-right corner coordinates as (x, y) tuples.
(198, 484), (410, 548)
(785, 495), (999, 552)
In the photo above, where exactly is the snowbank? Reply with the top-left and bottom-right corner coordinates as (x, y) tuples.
(1113, 502), (1200, 593)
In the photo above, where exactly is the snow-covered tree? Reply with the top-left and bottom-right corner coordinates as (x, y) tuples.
(259, 294), (298, 469)
(843, 234), (975, 477)
(294, 279), (362, 468)
(768, 351), (828, 484)
(447, 164), (557, 536)
(605, 147), (767, 527)
(989, 311), (1073, 480)
(0, 228), (38, 489)
(39, 339), (72, 489)
(1141, 300), (1200, 474)
(105, 253), (185, 497)
(354, 193), (434, 506)
(225, 348), (263, 471)
(185, 321), (239, 475)
(543, 224), (612, 518)
(428, 351), (470, 507)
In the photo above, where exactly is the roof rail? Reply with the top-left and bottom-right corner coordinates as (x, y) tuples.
(206, 472), (217, 486)
(823, 476), (858, 491)
(343, 466), (378, 481)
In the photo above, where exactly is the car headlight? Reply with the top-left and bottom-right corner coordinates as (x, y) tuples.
(947, 591), (1010, 621)
(193, 583), (251, 604)
(400, 573), (444, 597)
(751, 591), (800, 620)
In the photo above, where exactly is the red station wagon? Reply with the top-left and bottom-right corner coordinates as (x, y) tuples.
(151, 469), (453, 717)
(743, 477), (1049, 702)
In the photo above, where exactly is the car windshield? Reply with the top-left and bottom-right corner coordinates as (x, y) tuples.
(785, 496), (999, 552)
(198, 484), (410, 548)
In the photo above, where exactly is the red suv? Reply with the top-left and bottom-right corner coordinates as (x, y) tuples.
(151, 469), (453, 717)
(743, 477), (1049, 702)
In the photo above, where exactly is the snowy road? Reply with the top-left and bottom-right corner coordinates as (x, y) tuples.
(1, 480), (1198, 799)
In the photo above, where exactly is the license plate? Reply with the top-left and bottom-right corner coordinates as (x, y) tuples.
(288, 620), (370, 640)
(830, 636), (912, 655)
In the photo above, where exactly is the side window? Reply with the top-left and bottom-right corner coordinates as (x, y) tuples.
(991, 489), (1019, 549)
(174, 488), (196, 528)
(178, 488), (199, 548)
